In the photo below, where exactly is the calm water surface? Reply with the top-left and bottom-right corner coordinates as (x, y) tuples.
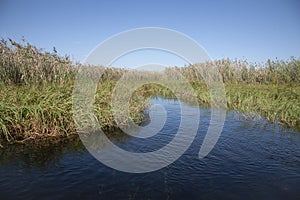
(0, 98), (299, 200)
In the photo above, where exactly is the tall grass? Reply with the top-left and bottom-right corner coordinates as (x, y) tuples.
(0, 81), (148, 145)
(0, 38), (75, 85)
(0, 38), (299, 145)
(225, 83), (300, 128)
(0, 39), (147, 145)
(169, 58), (300, 84)
(167, 61), (300, 129)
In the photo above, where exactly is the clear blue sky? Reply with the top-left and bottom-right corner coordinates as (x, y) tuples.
(1, 0), (299, 66)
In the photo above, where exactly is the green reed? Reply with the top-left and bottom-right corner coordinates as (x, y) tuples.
(0, 38), (299, 145)
(0, 81), (148, 145)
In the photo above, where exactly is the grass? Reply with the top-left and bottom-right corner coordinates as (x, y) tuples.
(0, 81), (148, 145)
(225, 83), (300, 129)
(0, 38), (299, 146)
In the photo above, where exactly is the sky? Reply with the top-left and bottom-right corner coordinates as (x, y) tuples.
(0, 0), (300, 67)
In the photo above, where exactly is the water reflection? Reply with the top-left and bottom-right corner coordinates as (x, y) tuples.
(0, 98), (299, 199)
(0, 129), (130, 169)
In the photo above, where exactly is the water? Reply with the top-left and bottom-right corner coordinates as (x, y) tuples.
(0, 98), (299, 200)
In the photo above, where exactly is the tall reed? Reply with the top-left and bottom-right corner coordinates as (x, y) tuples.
(168, 58), (300, 84)
(0, 38), (75, 85)
(0, 38), (299, 145)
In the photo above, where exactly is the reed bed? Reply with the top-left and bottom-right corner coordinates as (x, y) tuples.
(0, 81), (148, 145)
(0, 38), (75, 85)
(171, 58), (300, 84)
(0, 39), (147, 145)
(0, 38), (299, 145)
(225, 83), (300, 129)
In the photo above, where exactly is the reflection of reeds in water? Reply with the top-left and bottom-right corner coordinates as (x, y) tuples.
(0, 129), (130, 168)
(0, 134), (83, 168)
(0, 39), (299, 146)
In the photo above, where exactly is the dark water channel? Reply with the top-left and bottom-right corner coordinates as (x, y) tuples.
(0, 98), (299, 200)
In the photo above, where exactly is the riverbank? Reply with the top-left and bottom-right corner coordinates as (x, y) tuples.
(1, 81), (299, 146)
(0, 81), (148, 146)
(0, 39), (299, 146)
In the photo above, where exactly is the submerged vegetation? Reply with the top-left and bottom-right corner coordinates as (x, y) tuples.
(0, 39), (299, 146)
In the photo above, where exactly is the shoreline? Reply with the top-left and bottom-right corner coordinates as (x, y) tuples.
(1, 82), (299, 147)
(0, 39), (299, 147)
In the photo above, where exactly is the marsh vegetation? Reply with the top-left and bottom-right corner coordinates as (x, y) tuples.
(0, 39), (299, 146)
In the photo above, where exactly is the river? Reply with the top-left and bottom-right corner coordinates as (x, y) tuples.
(0, 98), (299, 200)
